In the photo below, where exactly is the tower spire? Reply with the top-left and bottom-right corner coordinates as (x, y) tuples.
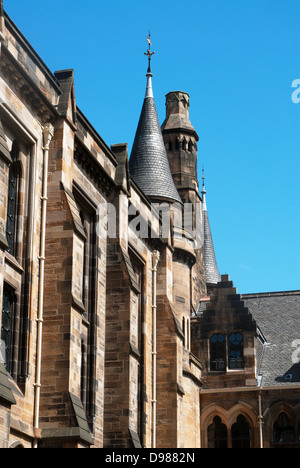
(201, 166), (207, 211)
(129, 34), (182, 204)
(201, 171), (221, 285)
(144, 32), (155, 99)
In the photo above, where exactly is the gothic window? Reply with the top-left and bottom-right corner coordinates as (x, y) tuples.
(273, 413), (294, 444)
(188, 140), (193, 152)
(210, 334), (226, 371)
(175, 138), (180, 151)
(182, 139), (187, 151)
(168, 141), (173, 151)
(1, 286), (15, 373)
(208, 416), (228, 448)
(228, 332), (244, 369)
(74, 189), (97, 424)
(129, 247), (145, 440)
(6, 141), (20, 256)
(231, 415), (251, 448)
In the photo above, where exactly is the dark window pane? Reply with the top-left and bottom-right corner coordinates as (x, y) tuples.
(208, 417), (228, 448)
(273, 413), (294, 443)
(1, 288), (14, 372)
(6, 164), (17, 255)
(210, 334), (226, 371)
(231, 415), (250, 448)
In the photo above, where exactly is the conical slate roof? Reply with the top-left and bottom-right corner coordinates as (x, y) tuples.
(202, 180), (221, 284)
(129, 67), (182, 204)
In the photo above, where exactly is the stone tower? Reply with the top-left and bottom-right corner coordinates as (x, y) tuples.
(162, 91), (208, 304)
(162, 91), (199, 200)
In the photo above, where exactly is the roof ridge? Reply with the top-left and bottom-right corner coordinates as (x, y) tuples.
(241, 290), (300, 298)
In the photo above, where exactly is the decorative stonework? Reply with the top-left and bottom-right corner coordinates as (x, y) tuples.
(0, 47), (56, 124)
(74, 141), (115, 196)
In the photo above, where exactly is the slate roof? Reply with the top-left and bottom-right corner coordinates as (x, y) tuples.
(202, 186), (221, 284)
(129, 73), (182, 204)
(242, 291), (300, 387)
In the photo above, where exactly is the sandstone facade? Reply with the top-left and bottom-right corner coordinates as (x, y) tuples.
(0, 6), (299, 449)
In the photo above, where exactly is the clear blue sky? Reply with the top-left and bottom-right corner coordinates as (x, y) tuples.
(5, 0), (300, 294)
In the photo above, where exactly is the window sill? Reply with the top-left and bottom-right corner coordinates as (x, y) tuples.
(5, 252), (24, 274)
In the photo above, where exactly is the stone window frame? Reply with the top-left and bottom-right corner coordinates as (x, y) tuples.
(72, 183), (98, 427)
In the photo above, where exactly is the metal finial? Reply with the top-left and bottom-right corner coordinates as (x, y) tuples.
(201, 166), (207, 195)
(144, 31), (155, 73)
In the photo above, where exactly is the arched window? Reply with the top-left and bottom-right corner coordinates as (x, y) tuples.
(168, 141), (173, 151)
(182, 139), (187, 151)
(273, 413), (294, 444)
(9, 441), (25, 449)
(175, 138), (180, 151)
(228, 332), (244, 369)
(231, 415), (251, 448)
(210, 334), (226, 371)
(188, 140), (193, 152)
(208, 416), (228, 448)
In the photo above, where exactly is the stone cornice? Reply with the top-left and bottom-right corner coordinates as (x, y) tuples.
(74, 138), (115, 196)
(0, 43), (59, 124)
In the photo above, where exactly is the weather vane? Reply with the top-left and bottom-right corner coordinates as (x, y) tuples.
(144, 31), (155, 67)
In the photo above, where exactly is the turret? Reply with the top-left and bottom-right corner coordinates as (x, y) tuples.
(129, 39), (182, 205)
(162, 91), (199, 198)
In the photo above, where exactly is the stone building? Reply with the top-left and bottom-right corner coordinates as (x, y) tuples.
(0, 4), (299, 448)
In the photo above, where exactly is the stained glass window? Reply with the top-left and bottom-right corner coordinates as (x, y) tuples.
(228, 332), (244, 369)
